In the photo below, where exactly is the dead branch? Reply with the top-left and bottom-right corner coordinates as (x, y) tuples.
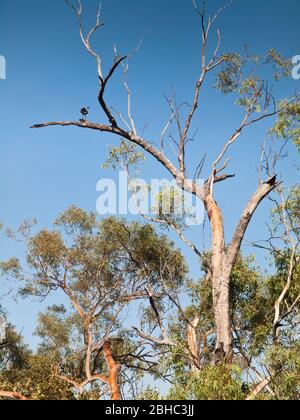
(65, 0), (104, 79)
(132, 326), (174, 347)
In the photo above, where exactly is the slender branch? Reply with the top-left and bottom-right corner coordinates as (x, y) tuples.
(132, 327), (174, 346)
(64, 0), (104, 79)
(244, 97), (300, 128)
(142, 214), (202, 258)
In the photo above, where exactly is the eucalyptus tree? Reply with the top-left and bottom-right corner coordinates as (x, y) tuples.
(1, 206), (188, 399)
(31, 0), (299, 363)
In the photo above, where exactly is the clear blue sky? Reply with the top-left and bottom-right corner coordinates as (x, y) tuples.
(0, 0), (299, 346)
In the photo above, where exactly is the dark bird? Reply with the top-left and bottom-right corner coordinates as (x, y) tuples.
(264, 174), (277, 186)
(80, 107), (89, 121)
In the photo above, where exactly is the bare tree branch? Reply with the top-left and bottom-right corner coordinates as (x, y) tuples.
(65, 0), (104, 79)
(132, 327), (174, 347)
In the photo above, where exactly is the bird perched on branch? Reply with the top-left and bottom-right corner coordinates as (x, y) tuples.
(80, 107), (89, 122)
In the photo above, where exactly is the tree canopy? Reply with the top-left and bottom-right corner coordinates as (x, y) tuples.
(0, 0), (299, 401)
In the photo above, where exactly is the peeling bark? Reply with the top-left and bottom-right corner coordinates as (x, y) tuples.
(103, 340), (121, 400)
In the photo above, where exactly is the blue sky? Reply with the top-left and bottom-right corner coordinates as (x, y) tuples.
(0, 0), (299, 346)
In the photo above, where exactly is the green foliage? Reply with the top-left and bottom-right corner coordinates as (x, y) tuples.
(2, 205), (299, 400)
(287, 186), (300, 227)
(55, 205), (96, 234)
(0, 324), (30, 370)
(0, 322), (73, 400)
(103, 140), (145, 170)
(0, 354), (74, 400)
(215, 53), (242, 94)
(268, 250), (300, 300)
(198, 254), (270, 357)
(267, 49), (292, 80)
(1, 207), (188, 399)
(36, 305), (73, 351)
(215, 48), (291, 96)
(168, 365), (245, 401)
(0, 0), (299, 401)
(159, 253), (272, 388)
(2, 207), (186, 302)
(269, 100), (300, 150)
(162, 246), (299, 400)
(138, 387), (161, 400)
(0, 258), (22, 283)
(266, 344), (300, 400)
